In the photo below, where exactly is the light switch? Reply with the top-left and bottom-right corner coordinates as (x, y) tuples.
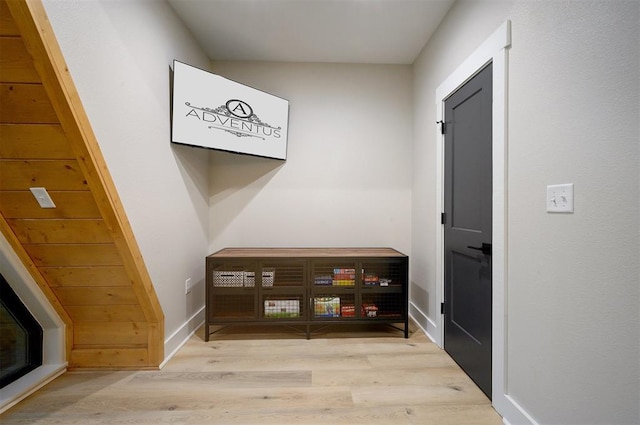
(546, 183), (573, 213)
(30, 187), (56, 209)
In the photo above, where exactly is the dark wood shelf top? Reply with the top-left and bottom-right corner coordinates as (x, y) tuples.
(208, 247), (407, 258)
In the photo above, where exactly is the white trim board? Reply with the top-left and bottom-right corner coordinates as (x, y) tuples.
(434, 20), (533, 425)
(409, 302), (438, 343)
(161, 306), (205, 369)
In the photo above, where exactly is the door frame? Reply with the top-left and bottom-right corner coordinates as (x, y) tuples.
(434, 21), (521, 419)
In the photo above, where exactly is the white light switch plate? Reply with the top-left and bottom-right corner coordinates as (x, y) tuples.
(30, 187), (56, 209)
(546, 183), (574, 213)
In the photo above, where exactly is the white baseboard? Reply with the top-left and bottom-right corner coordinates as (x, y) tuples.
(409, 301), (441, 347)
(161, 306), (205, 368)
(498, 394), (537, 425)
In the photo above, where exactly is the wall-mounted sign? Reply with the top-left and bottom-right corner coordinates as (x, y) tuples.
(171, 60), (289, 160)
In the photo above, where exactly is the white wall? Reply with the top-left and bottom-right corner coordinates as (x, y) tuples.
(208, 62), (412, 255)
(42, 0), (211, 358)
(412, 1), (639, 424)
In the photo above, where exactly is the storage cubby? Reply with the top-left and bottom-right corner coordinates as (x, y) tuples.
(205, 248), (408, 340)
(209, 294), (256, 320)
(259, 260), (306, 287)
(312, 294), (356, 319)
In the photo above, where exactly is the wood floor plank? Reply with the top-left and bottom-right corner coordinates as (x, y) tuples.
(312, 365), (478, 387)
(0, 405), (503, 425)
(8, 386), (355, 413)
(199, 352), (372, 372)
(1, 324), (502, 424)
(129, 370), (312, 388)
(368, 351), (460, 369)
(351, 383), (490, 407)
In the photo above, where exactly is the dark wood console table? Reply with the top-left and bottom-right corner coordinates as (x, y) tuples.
(205, 248), (409, 340)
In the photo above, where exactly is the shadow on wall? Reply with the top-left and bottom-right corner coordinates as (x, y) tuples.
(410, 282), (429, 316)
(209, 150), (284, 238)
(171, 143), (210, 235)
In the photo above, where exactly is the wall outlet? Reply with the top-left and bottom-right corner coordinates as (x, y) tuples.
(185, 278), (192, 295)
(30, 187), (56, 208)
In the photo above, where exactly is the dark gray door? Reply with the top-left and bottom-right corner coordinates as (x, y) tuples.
(443, 62), (493, 399)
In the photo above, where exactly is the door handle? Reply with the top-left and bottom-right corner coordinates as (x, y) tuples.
(467, 242), (492, 256)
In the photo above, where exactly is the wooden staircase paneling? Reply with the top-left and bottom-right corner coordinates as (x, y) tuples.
(0, 83), (58, 123)
(70, 348), (150, 369)
(52, 286), (138, 306)
(66, 305), (146, 322)
(0, 0), (18, 35)
(0, 124), (73, 159)
(24, 244), (123, 267)
(0, 37), (40, 83)
(0, 190), (101, 218)
(74, 322), (149, 347)
(0, 0), (164, 369)
(0, 159), (89, 190)
(7, 218), (112, 244)
(39, 265), (131, 287)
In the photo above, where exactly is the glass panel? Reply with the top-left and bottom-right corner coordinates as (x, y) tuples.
(0, 303), (28, 380)
(0, 274), (43, 389)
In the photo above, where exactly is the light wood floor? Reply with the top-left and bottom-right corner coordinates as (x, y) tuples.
(1, 323), (503, 424)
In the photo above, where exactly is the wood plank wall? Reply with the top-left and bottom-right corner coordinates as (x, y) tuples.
(0, 0), (164, 369)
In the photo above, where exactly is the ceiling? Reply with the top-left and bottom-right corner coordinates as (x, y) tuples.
(167, 0), (456, 64)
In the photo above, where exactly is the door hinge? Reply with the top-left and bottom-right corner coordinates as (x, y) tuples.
(437, 120), (447, 134)
(441, 212), (446, 224)
(441, 302), (445, 315)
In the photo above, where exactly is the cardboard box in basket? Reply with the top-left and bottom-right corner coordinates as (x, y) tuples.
(264, 299), (299, 318)
(314, 297), (340, 317)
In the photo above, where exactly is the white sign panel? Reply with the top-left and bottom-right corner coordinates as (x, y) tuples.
(171, 60), (289, 160)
